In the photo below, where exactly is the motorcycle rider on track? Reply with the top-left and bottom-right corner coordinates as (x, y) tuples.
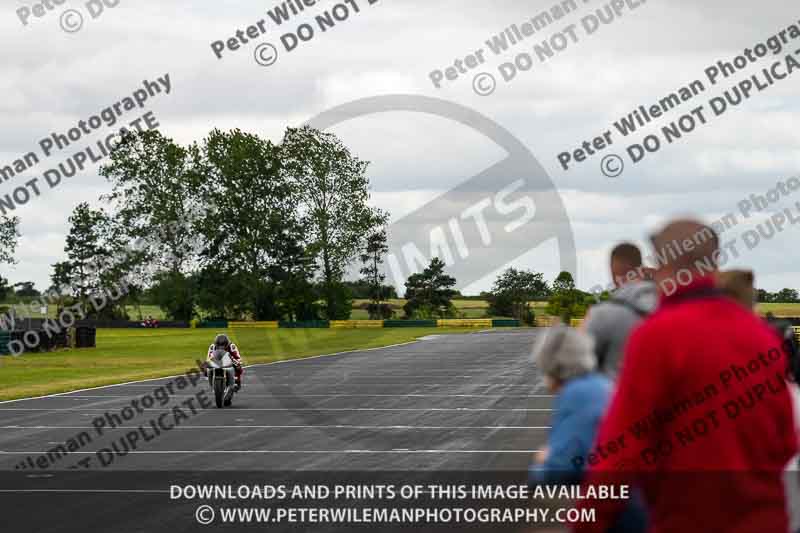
(207, 334), (243, 390)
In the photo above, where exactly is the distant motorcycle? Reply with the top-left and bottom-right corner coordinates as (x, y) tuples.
(205, 348), (237, 408)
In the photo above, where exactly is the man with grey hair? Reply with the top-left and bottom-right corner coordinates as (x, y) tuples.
(529, 326), (646, 531)
(576, 219), (797, 533)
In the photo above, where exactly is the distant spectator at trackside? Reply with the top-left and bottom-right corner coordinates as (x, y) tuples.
(529, 326), (646, 532)
(575, 219), (798, 533)
(582, 243), (657, 380)
(721, 269), (800, 531)
(717, 269), (800, 427)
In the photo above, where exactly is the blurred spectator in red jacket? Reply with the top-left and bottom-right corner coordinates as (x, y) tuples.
(575, 219), (798, 533)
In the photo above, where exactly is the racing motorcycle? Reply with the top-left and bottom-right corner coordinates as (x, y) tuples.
(205, 348), (237, 408)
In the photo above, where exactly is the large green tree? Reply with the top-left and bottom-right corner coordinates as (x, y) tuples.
(487, 268), (548, 324)
(359, 229), (393, 319)
(546, 271), (590, 323)
(61, 203), (110, 303)
(195, 129), (308, 320)
(53, 203), (129, 319)
(403, 257), (458, 319)
(0, 215), (19, 303)
(100, 130), (202, 276)
(0, 215), (19, 266)
(280, 126), (387, 320)
(270, 228), (320, 322)
(100, 131), (203, 320)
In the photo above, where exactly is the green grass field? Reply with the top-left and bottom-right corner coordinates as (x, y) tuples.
(755, 303), (800, 316)
(0, 327), (480, 401)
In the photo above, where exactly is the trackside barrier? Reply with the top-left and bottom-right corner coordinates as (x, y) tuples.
(73, 320), (189, 328)
(5, 328), (72, 354)
(330, 320), (384, 329)
(491, 319), (521, 327)
(229, 321), (279, 329)
(75, 326), (96, 348)
(437, 319), (492, 328)
(771, 316), (800, 325)
(383, 320), (437, 328)
(279, 320), (330, 329)
(178, 319), (525, 330)
(198, 320), (228, 329)
(535, 316), (559, 327)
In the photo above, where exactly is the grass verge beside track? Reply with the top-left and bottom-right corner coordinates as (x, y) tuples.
(0, 327), (482, 401)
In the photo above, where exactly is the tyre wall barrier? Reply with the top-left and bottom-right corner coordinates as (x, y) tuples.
(278, 320), (330, 329)
(198, 320), (229, 329)
(229, 321), (279, 329)
(436, 319), (493, 328)
(382, 320), (438, 328)
(330, 320), (384, 329)
(3, 329), (71, 354)
(491, 319), (521, 327)
(75, 326), (96, 348)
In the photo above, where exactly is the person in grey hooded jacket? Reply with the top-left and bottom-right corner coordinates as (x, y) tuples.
(583, 243), (657, 380)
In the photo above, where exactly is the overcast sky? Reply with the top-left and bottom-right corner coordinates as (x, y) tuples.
(2, 0), (799, 294)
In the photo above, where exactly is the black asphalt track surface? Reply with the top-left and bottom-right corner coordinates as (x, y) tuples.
(0, 329), (557, 532)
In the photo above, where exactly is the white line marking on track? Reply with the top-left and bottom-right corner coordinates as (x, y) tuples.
(245, 384), (545, 388)
(256, 376), (481, 379)
(1, 425), (551, 430)
(0, 408), (553, 412)
(2, 449), (542, 454)
(57, 394), (554, 399)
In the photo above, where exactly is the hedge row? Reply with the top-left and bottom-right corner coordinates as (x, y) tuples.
(25, 318), (524, 330)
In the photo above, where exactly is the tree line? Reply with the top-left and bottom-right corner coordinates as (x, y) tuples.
(757, 288), (800, 303)
(48, 127), (388, 322)
(44, 127), (564, 324)
(4, 125), (800, 323)
(0, 124), (565, 324)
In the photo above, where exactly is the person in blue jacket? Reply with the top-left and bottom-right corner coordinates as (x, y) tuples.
(528, 325), (646, 532)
